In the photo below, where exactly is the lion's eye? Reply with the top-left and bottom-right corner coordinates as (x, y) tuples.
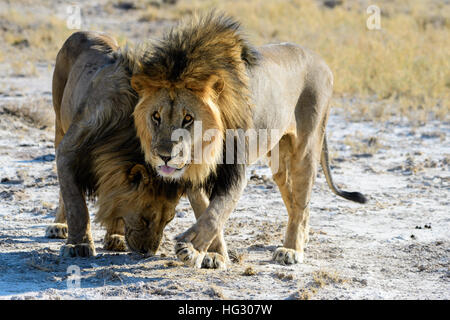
(182, 114), (193, 127)
(141, 217), (150, 228)
(152, 112), (161, 126)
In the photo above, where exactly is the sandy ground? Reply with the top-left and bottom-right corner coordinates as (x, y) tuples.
(0, 1), (449, 300)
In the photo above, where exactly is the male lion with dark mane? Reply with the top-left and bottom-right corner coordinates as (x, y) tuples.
(131, 13), (367, 269)
(47, 31), (185, 257)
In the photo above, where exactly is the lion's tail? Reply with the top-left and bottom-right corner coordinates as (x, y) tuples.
(320, 134), (367, 204)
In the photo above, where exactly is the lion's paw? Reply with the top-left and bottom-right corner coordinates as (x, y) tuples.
(202, 252), (227, 270)
(45, 223), (68, 239)
(273, 247), (304, 265)
(60, 243), (96, 258)
(175, 242), (205, 268)
(103, 234), (127, 252)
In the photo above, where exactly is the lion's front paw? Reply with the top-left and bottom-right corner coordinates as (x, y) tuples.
(103, 234), (127, 252)
(175, 242), (205, 268)
(202, 252), (227, 270)
(60, 243), (96, 257)
(45, 223), (68, 239)
(273, 247), (304, 265)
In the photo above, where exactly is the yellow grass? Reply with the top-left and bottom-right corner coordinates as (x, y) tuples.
(0, 8), (72, 71)
(312, 269), (348, 287)
(148, 0), (450, 120)
(2, 98), (54, 129)
(293, 269), (347, 299)
(1, 0), (448, 121)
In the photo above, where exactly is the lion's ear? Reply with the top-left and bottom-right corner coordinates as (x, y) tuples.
(201, 75), (224, 101)
(128, 164), (150, 185)
(212, 76), (224, 95)
(131, 74), (154, 97)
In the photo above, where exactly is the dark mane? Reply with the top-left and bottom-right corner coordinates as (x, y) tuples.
(141, 12), (259, 82)
(136, 12), (259, 131)
(71, 49), (184, 210)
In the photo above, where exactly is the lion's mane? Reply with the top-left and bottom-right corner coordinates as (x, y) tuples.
(133, 12), (259, 194)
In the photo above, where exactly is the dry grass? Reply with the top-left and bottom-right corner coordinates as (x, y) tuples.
(10, 60), (38, 77)
(205, 285), (227, 299)
(296, 287), (318, 300)
(292, 269), (348, 299)
(27, 257), (52, 272)
(95, 268), (124, 283)
(243, 266), (257, 276)
(140, 0), (450, 121)
(0, 0), (448, 121)
(312, 269), (348, 288)
(228, 249), (246, 264)
(1, 98), (54, 129)
(343, 134), (383, 155)
(275, 272), (295, 281)
(0, 7), (72, 74)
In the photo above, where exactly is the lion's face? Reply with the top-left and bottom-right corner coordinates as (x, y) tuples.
(133, 85), (224, 184)
(131, 14), (257, 185)
(121, 199), (176, 256)
(96, 163), (181, 257)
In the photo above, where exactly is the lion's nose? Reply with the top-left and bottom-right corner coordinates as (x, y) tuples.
(159, 154), (171, 164)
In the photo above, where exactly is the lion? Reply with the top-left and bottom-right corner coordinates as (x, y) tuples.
(130, 13), (367, 269)
(46, 31), (185, 257)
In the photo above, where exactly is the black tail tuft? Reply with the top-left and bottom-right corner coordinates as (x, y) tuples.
(339, 191), (368, 204)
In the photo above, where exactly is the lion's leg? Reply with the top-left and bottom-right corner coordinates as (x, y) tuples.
(176, 167), (247, 269)
(103, 218), (127, 252)
(273, 140), (319, 265)
(46, 120), (68, 239)
(271, 134), (310, 264)
(187, 188), (230, 268)
(273, 89), (330, 265)
(271, 134), (295, 209)
(57, 123), (96, 257)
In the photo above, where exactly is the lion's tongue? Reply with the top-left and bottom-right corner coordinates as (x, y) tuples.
(160, 165), (176, 174)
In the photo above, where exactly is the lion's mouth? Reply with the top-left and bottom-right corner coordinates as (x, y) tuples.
(159, 165), (177, 175)
(157, 165), (185, 177)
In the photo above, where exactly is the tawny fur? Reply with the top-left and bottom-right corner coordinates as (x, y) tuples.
(132, 13), (259, 185)
(129, 13), (367, 269)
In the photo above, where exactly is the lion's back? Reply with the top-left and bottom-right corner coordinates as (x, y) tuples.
(54, 31), (119, 131)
